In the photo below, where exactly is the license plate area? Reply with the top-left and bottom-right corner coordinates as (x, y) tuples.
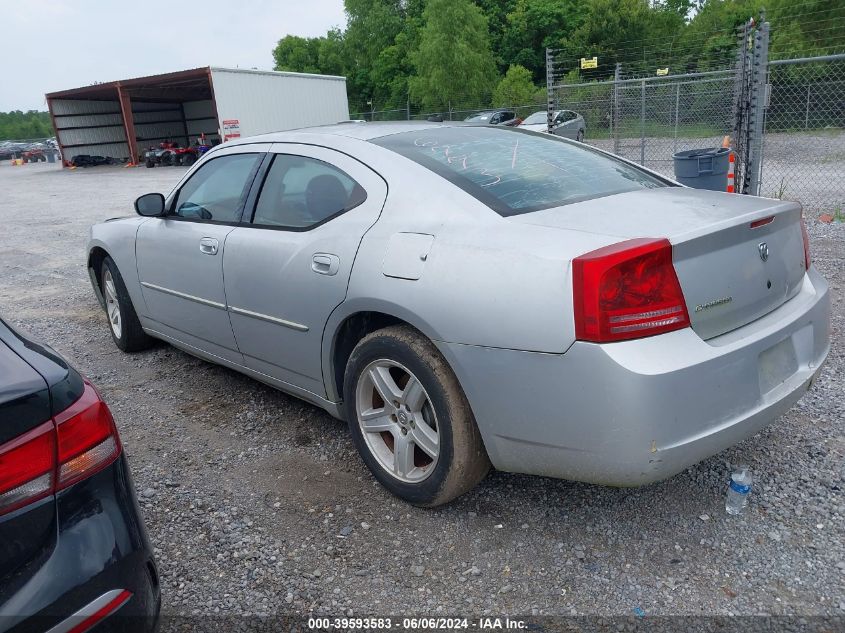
(758, 336), (798, 394)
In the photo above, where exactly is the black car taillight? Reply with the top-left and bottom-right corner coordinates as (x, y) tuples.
(0, 422), (56, 516)
(0, 381), (121, 517)
(55, 382), (121, 490)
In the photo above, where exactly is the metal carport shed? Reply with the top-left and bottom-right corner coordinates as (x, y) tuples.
(46, 67), (349, 165)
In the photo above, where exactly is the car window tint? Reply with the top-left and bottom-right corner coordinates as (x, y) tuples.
(174, 153), (260, 222)
(373, 126), (668, 217)
(251, 154), (367, 229)
(502, 112), (514, 121)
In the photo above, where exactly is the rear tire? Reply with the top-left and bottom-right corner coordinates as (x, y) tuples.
(183, 153), (197, 166)
(100, 257), (153, 352)
(344, 325), (490, 507)
(145, 159), (155, 168)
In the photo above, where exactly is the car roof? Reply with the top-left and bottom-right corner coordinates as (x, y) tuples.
(233, 121), (474, 143)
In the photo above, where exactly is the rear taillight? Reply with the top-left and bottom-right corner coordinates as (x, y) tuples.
(0, 382), (120, 516)
(800, 215), (811, 271)
(55, 383), (121, 490)
(0, 422), (55, 516)
(573, 238), (691, 343)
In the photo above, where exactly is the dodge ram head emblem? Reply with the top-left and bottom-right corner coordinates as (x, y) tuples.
(758, 242), (769, 262)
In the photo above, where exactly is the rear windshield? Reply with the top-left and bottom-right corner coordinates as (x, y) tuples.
(372, 126), (669, 216)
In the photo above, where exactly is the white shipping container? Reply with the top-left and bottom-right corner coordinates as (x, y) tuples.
(209, 68), (349, 138)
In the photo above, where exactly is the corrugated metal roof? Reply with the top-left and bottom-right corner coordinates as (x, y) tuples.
(46, 67), (345, 101)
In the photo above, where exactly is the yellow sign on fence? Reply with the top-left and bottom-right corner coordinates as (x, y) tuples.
(580, 57), (598, 69)
(656, 67), (669, 76)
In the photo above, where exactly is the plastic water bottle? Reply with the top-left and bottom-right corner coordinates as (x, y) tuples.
(725, 467), (752, 515)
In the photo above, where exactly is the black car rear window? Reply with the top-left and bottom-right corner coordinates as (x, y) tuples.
(372, 126), (669, 216)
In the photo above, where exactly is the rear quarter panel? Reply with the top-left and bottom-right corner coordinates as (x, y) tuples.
(334, 149), (615, 353)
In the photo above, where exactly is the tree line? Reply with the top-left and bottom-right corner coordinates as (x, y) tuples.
(273, 0), (843, 114)
(0, 111), (53, 142)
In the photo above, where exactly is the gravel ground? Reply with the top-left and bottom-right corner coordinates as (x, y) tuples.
(0, 161), (843, 619)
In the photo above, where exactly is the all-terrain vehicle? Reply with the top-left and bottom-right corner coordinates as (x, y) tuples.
(21, 145), (47, 163)
(172, 142), (212, 167)
(144, 141), (180, 168)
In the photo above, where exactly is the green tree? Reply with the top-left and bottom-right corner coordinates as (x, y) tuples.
(500, 0), (583, 82)
(493, 64), (537, 106)
(558, 0), (684, 76)
(675, 0), (762, 72)
(0, 111), (54, 141)
(410, 0), (498, 111)
(317, 28), (347, 77)
(272, 35), (322, 73)
(768, 0), (845, 59)
(344, 0), (411, 111)
(474, 0), (519, 73)
(268, 0), (840, 117)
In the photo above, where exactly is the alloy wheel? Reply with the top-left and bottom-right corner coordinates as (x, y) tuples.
(103, 269), (122, 339)
(355, 359), (440, 483)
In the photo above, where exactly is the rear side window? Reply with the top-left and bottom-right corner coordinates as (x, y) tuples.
(250, 154), (367, 229)
(172, 153), (261, 222)
(373, 127), (668, 216)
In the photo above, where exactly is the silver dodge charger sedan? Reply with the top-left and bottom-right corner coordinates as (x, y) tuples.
(87, 122), (830, 506)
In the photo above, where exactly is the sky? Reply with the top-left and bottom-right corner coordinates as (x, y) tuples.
(0, 0), (347, 111)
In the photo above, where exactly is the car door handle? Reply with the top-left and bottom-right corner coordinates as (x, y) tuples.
(199, 237), (219, 255)
(311, 253), (340, 276)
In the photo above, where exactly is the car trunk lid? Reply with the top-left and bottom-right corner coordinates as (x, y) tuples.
(510, 187), (807, 339)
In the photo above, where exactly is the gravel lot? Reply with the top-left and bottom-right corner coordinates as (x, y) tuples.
(0, 161), (843, 619)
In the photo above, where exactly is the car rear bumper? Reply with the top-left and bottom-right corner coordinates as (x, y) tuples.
(440, 267), (830, 485)
(0, 455), (160, 633)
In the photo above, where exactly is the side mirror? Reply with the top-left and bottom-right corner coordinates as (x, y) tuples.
(134, 193), (165, 217)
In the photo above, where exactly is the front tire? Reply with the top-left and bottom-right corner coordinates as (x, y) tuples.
(100, 257), (153, 352)
(344, 325), (490, 506)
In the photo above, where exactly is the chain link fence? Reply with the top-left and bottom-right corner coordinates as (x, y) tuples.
(546, 35), (845, 214)
(547, 70), (737, 180)
(348, 103), (549, 123)
(760, 55), (845, 213)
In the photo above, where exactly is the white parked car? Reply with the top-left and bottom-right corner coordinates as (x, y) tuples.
(520, 110), (586, 140)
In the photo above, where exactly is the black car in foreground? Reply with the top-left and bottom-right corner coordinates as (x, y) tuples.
(0, 318), (159, 633)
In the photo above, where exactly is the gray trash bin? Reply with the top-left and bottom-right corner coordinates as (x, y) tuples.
(672, 147), (730, 191)
(46, 150), (56, 163)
